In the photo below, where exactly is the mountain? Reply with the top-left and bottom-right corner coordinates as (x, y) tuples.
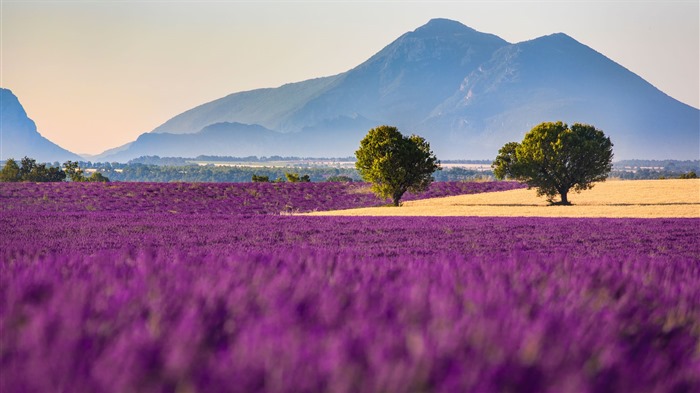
(97, 18), (700, 162)
(0, 88), (82, 163)
(114, 122), (289, 158)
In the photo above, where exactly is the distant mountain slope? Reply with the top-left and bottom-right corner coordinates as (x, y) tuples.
(0, 88), (82, 163)
(152, 76), (343, 134)
(425, 33), (700, 158)
(99, 121), (376, 162)
(118, 122), (284, 158)
(153, 19), (508, 136)
(97, 18), (699, 161)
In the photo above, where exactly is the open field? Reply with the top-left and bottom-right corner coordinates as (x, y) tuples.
(308, 179), (700, 218)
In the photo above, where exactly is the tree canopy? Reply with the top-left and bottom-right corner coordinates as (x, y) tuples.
(492, 121), (613, 205)
(63, 161), (85, 182)
(61, 160), (109, 182)
(0, 158), (21, 182)
(0, 157), (67, 182)
(355, 125), (440, 206)
(0, 157), (109, 182)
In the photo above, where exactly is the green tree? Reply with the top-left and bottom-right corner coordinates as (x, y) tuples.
(87, 172), (110, 182)
(63, 161), (85, 182)
(327, 175), (353, 182)
(285, 172), (301, 182)
(44, 166), (67, 182)
(491, 142), (520, 181)
(3, 157), (66, 182)
(679, 170), (698, 179)
(19, 157), (38, 180)
(355, 125), (441, 206)
(0, 158), (21, 182)
(493, 121), (613, 205)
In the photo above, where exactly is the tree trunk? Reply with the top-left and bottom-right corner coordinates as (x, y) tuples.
(392, 190), (404, 206)
(560, 190), (569, 205)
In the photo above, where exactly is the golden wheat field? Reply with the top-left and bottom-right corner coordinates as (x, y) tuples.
(308, 179), (700, 218)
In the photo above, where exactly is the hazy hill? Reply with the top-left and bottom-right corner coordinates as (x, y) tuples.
(117, 122), (286, 158)
(94, 18), (699, 161)
(0, 88), (82, 163)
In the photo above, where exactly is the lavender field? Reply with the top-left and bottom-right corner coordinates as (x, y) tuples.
(0, 181), (525, 215)
(2, 181), (699, 393)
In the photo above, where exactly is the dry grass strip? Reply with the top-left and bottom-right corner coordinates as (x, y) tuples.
(308, 179), (700, 218)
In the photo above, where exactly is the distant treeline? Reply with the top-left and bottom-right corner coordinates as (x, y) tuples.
(0, 157), (109, 182)
(127, 155), (356, 166)
(2, 156), (696, 183)
(125, 155), (494, 166)
(90, 164), (491, 182)
(611, 160), (699, 180)
(103, 164), (360, 182)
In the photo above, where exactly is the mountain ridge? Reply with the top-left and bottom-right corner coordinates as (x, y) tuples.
(59, 19), (700, 161)
(0, 88), (82, 163)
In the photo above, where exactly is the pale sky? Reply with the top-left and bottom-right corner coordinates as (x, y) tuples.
(2, 0), (698, 155)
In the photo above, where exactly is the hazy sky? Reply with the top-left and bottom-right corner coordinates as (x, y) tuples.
(2, 0), (698, 155)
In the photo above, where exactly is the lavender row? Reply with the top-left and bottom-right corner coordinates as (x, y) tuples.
(2, 249), (698, 393)
(0, 181), (524, 215)
(2, 212), (698, 261)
